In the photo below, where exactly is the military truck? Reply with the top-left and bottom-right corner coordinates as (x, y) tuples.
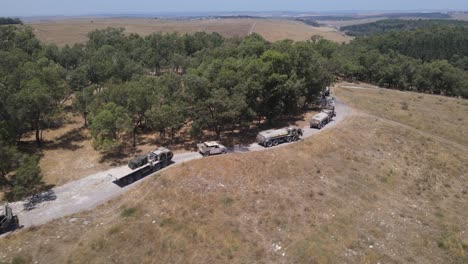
(197, 141), (227, 157)
(310, 112), (330, 129)
(256, 126), (303, 147)
(115, 147), (173, 186)
(321, 108), (336, 120)
(0, 205), (19, 234)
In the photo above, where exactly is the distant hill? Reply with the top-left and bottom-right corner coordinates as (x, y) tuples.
(342, 19), (468, 36)
(300, 12), (451, 22)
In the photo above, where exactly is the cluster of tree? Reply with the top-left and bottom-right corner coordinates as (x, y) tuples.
(334, 46), (468, 97)
(73, 31), (334, 149)
(0, 17), (22, 25)
(352, 26), (468, 63)
(342, 19), (468, 36)
(0, 27), (51, 200)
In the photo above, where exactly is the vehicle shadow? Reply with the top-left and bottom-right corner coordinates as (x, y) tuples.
(112, 161), (175, 188)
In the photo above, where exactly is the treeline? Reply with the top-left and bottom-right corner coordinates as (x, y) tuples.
(0, 17), (22, 25)
(353, 26), (468, 70)
(303, 12), (451, 22)
(342, 19), (468, 36)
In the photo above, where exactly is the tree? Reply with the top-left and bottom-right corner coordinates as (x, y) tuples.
(105, 78), (154, 147)
(10, 155), (43, 201)
(0, 142), (21, 186)
(89, 102), (131, 151)
(10, 59), (68, 146)
(73, 86), (95, 127)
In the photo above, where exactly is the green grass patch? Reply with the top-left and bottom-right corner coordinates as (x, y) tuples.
(121, 207), (137, 218)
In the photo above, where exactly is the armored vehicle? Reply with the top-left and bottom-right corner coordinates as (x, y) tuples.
(115, 147), (173, 186)
(256, 126), (303, 147)
(310, 112), (330, 129)
(197, 141), (227, 157)
(321, 109), (336, 120)
(0, 205), (19, 234)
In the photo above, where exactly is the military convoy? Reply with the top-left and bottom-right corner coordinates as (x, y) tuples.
(256, 126), (303, 147)
(0, 205), (19, 234)
(311, 88), (337, 129)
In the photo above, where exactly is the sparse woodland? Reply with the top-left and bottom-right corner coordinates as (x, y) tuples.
(0, 20), (467, 200)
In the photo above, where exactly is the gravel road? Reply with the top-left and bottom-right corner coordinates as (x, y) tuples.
(7, 99), (352, 228)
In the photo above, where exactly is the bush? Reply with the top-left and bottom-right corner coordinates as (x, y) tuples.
(121, 207), (137, 217)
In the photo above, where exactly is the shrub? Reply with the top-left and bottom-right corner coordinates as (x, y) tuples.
(121, 207), (137, 217)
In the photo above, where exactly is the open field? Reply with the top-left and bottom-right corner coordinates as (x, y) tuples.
(451, 12), (468, 21)
(333, 82), (468, 147)
(26, 18), (352, 46)
(1, 111), (467, 263)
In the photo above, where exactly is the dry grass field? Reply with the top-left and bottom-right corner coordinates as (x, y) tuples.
(1, 113), (466, 263)
(27, 18), (352, 46)
(333, 82), (468, 147)
(451, 12), (468, 21)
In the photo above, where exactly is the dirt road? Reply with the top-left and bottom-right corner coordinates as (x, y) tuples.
(8, 100), (352, 229)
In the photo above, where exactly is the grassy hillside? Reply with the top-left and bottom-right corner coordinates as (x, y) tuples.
(334, 83), (468, 146)
(1, 87), (467, 263)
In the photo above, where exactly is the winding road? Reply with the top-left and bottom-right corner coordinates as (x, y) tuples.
(8, 100), (352, 228)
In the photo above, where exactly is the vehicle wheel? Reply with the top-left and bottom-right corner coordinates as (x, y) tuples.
(293, 135), (299, 141)
(203, 152), (210, 157)
(318, 123), (322, 129)
(266, 141), (273, 148)
(273, 139), (279, 146)
(286, 137), (292, 143)
(222, 150), (227, 154)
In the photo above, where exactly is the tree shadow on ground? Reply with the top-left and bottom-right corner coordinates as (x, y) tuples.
(98, 145), (143, 166)
(22, 187), (57, 211)
(42, 127), (87, 151)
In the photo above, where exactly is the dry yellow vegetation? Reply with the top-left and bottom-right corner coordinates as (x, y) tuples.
(334, 82), (468, 147)
(27, 18), (352, 46)
(1, 111), (466, 263)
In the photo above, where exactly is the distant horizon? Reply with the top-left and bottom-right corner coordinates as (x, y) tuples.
(8, 9), (468, 19)
(2, 0), (468, 17)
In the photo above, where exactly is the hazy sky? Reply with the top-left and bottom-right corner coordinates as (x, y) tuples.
(2, 0), (468, 17)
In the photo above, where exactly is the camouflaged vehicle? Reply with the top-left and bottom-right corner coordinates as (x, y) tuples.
(197, 141), (227, 157)
(115, 147), (174, 186)
(321, 108), (336, 120)
(310, 112), (330, 129)
(0, 205), (19, 234)
(256, 127), (303, 147)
